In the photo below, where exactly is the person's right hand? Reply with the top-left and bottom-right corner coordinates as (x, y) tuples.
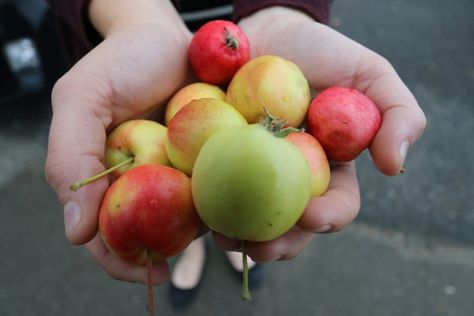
(45, 0), (192, 284)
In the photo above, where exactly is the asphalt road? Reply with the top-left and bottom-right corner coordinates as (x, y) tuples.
(1, 0), (473, 315)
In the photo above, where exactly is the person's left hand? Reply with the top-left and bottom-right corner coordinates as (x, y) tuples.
(214, 6), (426, 261)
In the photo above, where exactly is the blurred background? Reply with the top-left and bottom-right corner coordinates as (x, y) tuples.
(1, 0), (473, 315)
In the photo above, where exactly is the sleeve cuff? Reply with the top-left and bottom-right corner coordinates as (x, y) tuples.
(46, 0), (102, 48)
(232, 0), (331, 24)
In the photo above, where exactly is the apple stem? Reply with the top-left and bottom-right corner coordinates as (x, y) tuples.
(274, 127), (303, 138)
(241, 241), (252, 301)
(146, 251), (156, 316)
(69, 157), (134, 191)
(261, 107), (304, 137)
(224, 27), (239, 49)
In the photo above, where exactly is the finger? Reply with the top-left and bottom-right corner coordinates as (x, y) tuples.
(247, 227), (314, 262)
(45, 75), (112, 245)
(297, 161), (360, 233)
(213, 227), (314, 262)
(213, 232), (241, 252)
(86, 234), (170, 285)
(354, 53), (427, 175)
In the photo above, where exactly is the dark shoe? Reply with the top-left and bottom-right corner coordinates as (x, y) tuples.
(247, 263), (263, 289)
(168, 283), (199, 310)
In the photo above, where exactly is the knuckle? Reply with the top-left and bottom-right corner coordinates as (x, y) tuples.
(44, 157), (77, 204)
(338, 189), (361, 227)
(43, 158), (56, 187)
(414, 108), (428, 135)
(365, 51), (394, 74)
(402, 106), (427, 142)
(51, 74), (74, 104)
(105, 269), (124, 282)
(44, 156), (61, 191)
(102, 265), (136, 283)
(375, 55), (394, 72)
(361, 51), (394, 77)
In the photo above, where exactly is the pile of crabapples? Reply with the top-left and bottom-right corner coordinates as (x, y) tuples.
(72, 20), (381, 313)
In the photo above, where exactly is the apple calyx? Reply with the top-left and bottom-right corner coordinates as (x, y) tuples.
(224, 27), (239, 49)
(70, 156), (135, 192)
(261, 107), (303, 138)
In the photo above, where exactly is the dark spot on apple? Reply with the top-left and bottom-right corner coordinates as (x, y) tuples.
(267, 222), (273, 227)
(116, 204), (120, 208)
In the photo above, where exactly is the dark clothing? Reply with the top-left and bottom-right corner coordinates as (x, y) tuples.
(45, 0), (331, 65)
(231, 0), (330, 23)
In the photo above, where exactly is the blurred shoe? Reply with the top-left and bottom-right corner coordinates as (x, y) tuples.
(225, 251), (264, 289)
(168, 237), (206, 309)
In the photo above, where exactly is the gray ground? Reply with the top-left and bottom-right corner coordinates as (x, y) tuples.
(1, 0), (473, 315)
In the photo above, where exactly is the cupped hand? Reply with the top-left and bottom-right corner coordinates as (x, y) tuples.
(45, 22), (192, 284)
(214, 7), (426, 261)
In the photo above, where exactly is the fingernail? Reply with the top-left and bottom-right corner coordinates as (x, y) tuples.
(399, 141), (409, 173)
(64, 201), (81, 238)
(314, 224), (332, 233)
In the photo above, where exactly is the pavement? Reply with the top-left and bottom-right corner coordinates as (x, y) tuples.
(1, 0), (473, 315)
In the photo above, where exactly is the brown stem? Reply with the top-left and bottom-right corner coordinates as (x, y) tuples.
(146, 251), (156, 316)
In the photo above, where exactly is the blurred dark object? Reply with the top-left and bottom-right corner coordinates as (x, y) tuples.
(0, 0), (66, 106)
(0, 0), (234, 107)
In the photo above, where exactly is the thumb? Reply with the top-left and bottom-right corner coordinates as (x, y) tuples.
(356, 56), (427, 175)
(45, 77), (112, 245)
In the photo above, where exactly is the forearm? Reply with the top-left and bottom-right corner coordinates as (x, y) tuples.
(89, 0), (186, 37)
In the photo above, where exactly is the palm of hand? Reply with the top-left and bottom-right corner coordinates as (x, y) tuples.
(245, 19), (398, 103)
(211, 15), (425, 261)
(88, 24), (192, 124)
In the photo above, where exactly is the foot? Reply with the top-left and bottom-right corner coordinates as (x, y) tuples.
(171, 237), (206, 289)
(225, 251), (263, 289)
(169, 237), (206, 308)
(225, 251), (256, 271)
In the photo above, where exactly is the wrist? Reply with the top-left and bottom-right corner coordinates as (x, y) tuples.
(89, 0), (188, 37)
